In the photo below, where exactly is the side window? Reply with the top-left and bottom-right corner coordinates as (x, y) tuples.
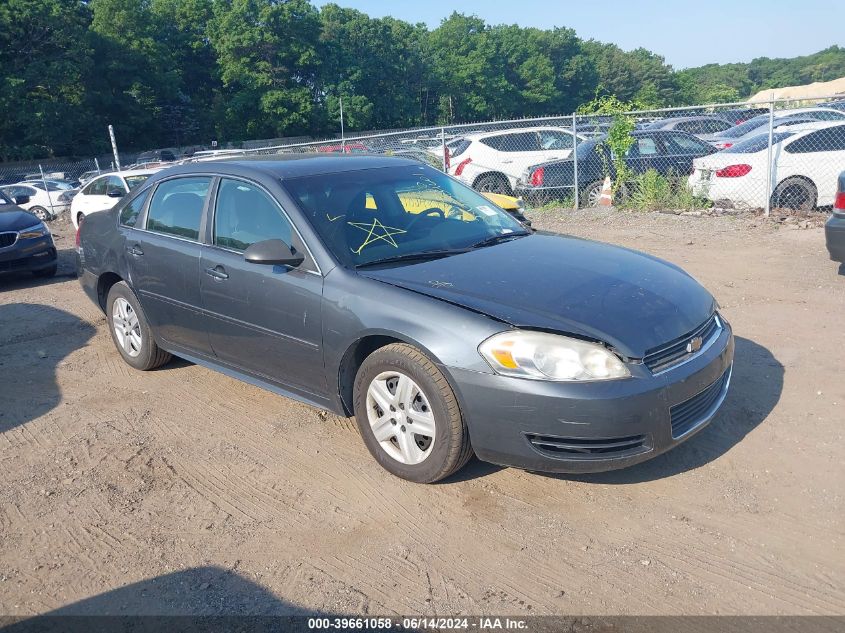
(214, 178), (292, 251)
(484, 132), (540, 152)
(676, 121), (701, 133)
(665, 134), (712, 154)
(119, 189), (150, 228)
(106, 176), (125, 195)
(786, 127), (845, 154)
(146, 177), (211, 240)
(628, 137), (659, 157)
(538, 130), (573, 150)
(86, 177), (107, 196)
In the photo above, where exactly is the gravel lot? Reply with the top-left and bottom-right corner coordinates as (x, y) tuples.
(0, 209), (843, 617)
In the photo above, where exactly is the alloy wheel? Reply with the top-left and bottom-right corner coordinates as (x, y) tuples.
(112, 297), (142, 358)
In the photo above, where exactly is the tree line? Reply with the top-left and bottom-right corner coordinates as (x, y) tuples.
(2, 0), (844, 161)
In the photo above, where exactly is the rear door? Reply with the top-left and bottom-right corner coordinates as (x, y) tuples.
(127, 175), (213, 355)
(624, 135), (662, 175)
(199, 177), (325, 396)
(780, 125), (845, 206)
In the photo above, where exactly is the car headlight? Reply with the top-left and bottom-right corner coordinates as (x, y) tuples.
(478, 331), (630, 381)
(18, 223), (50, 240)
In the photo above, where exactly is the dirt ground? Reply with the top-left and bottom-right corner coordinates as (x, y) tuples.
(0, 208), (843, 617)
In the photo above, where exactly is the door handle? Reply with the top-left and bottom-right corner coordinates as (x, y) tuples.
(205, 266), (229, 281)
(127, 245), (144, 256)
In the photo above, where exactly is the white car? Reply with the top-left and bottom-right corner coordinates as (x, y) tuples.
(0, 183), (71, 221)
(71, 169), (161, 229)
(432, 127), (583, 194)
(689, 121), (845, 209)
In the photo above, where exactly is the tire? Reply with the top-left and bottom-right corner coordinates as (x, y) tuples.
(30, 206), (50, 221)
(772, 177), (817, 211)
(106, 281), (171, 371)
(353, 343), (473, 483)
(76, 212), (85, 228)
(474, 173), (513, 196)
(582, 181), (605, 207)
(32, 264), (57, 278)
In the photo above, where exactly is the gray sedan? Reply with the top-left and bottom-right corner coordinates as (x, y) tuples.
(77, 156), (734, 483)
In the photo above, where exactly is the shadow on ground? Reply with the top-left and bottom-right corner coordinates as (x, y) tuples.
(0, 567), (401, 632)
(0, 303), (95, 433)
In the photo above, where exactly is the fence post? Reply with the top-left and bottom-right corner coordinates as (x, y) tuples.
(441, 127), (447, 172)
(38, 164), (54, 219)
(572, 112), (579, 210)
(764, 92), (775, 217)
(94, 157), (101, 175)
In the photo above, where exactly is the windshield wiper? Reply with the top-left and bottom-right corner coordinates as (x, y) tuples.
(355, 249), (469, 268)
(471, 232), (531, 249)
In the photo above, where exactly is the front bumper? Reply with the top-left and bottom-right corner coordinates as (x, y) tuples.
(825, 212), (845, 263)
(0, 235), (57, 275)
(449, 320), (735, 473)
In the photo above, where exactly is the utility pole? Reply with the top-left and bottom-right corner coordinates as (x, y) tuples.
(108, 125), (121, 171)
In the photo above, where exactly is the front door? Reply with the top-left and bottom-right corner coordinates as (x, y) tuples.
(199, 177), (325, 397)
(127, 175), (213, 355)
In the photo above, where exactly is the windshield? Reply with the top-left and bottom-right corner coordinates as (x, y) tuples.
(284, 164), (527, 268)
(125, 174), (153, 190)
(722, 131), (794, 154)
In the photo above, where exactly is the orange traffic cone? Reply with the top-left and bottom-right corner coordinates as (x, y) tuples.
(598, 176), (613, 206)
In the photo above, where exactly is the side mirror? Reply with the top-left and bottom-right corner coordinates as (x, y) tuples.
(244, 239), (305, 267)
(107, 190), (124, 198)
(13, 195), (30, 205)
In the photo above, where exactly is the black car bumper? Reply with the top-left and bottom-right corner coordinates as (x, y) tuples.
(825, 212), (845, 263)
(449, 319), (734, 474)
(0, 235), (57, 275)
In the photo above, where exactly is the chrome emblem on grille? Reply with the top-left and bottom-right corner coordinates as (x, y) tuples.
(686, 336), (704, 353)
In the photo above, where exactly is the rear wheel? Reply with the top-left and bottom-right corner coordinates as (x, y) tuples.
(353, 343), (472, 483)
(106, 281), (171, 371)
(582, 180), (605, 207)
(474, 173), (512, 196)
(30, 206), (50, 221)
(772, 177), (816, 211)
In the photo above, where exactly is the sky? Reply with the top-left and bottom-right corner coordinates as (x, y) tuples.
(313, 0), (844, 69)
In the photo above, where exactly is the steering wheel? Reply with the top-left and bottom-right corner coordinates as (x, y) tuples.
(406, 207), (445, 229)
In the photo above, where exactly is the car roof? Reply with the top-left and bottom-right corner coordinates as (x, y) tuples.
(774, 120), (845, 133)
(461, 126), (571, 140)
(150, 154), (422, 180)
(93, 168), (163, 178)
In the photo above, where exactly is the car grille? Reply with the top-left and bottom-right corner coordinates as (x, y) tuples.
(670, 367), (731, 439)
(0, 231), (17, 248)
(525, 433), (649, 459)
(643, 314), (721, 374)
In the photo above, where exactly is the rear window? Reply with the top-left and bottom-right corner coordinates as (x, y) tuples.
(119, 189), (150, 228)
(719, 116), (768, 139)
(448, 139), (471, 158)
(146, 177), (211, 241)
(722, 132), (794, 154)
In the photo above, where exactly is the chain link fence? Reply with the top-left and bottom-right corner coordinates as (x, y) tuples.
(4, 94), (844, 216)
(221, 94), (845, 215)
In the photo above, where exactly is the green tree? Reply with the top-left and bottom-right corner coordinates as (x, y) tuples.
(210, 0), (322, 140)
(0, 0), (96, 160)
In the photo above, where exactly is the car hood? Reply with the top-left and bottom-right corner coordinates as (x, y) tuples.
(358, 233), (716, 358)
(0, 207), (38, 231)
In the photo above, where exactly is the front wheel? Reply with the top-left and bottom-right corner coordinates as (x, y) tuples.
(353, 343), (472, 483)
(30, 206), (50, 221)
(106, 281), (171, 371)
